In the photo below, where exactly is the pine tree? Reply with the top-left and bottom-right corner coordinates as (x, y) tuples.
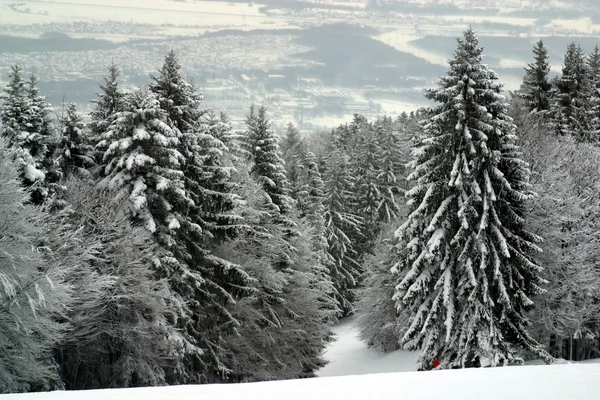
(323, 150), (362, 315)
(393, 30), (551, 370)
(0, 145), (68, 393)
(0, 67), (59, 205)
(352, 123), (381, 255)
(242, 105), (293, 215)
(89, 63), (125, 165)
(586, 45), (600, 141)
(49, 177), (179, 390)
(213, 170), (334, 382)
(148, 52), (252, 383)
(521, 40), (552, 113)
(280, 122), (305, 197)
(375, 116), (405, 224)
(552, 42), (593, 140)
(97, 88), (186, 233)
(58, 103), (95, 177)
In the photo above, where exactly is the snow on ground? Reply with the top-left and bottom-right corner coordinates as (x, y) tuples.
(2, 316), (600, 399)
(317, 316), (419, 377)
(2, 363), (599, 399)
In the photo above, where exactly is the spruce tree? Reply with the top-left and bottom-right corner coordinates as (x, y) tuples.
(280, 122), (305, 197)
(375, 116), (405, 224)
(393, 30), (551, 370)
(58, 103), (94, 177)
(0, 67), (59, 204)
(96, 88), (186, 233)
(587, 45), (600, 141)
(323, 150), (362, 315)
(0, 145), (67, 393)
(242, 105), (292, 215)
(89, 63), (125, 164)
(521, 40), (552, 113)
(90, 63), (125, 134)
(148, 52), (252, 382)
(552, 42), (593, 140)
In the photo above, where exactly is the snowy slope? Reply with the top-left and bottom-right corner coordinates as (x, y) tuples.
(2, 364), (599, 400)
(3, 317), (600, 399)
(317, 316), (419, 377)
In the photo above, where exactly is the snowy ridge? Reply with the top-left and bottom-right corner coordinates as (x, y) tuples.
(3, 363), (598, 400)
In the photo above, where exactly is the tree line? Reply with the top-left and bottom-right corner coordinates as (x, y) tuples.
(2, 29), (600, 393)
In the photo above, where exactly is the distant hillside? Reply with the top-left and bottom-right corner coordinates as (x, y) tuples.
(294, 23), (445, 87)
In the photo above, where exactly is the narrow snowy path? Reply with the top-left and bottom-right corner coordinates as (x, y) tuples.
(316, 316), (419, 377)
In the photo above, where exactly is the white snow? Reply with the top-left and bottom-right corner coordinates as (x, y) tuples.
(3, 316), (600, 399)
(317, 317), (419, 377)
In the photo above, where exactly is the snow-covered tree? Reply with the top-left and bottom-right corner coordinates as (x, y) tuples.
(392, 30), (551, 370)
(49, 177), (180, 390)
(586, 45), (600, 141)
(147, 52), (254, 383)
(280, 122), (305, 197)
(521, 40), (552, 113)
(58, 103), (94, 177)
(552, 42), (594, 140)
(214, 166), (334, 382)
(97, 88), (186, 233)
(90, 63), (125, 135)
(323, 150), (362, 315)
(375, 116), (406, 223)
(89, 63), (125, 165)
(0, 145), (68, 393)
(242, 105), (293, 215)
(517, 108), (600, 361)
(0, 66), (58, 204)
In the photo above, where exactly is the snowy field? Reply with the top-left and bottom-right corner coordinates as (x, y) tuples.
(0, 0), (281, 27)
(2, 317), (599, 399)
(1, 362), (598, 399)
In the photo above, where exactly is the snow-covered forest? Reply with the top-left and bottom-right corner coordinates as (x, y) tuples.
(1, 28), (600, 394)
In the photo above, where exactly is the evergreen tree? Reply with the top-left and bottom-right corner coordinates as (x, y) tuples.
(214, 170), (335, 382)
(89, 63), (125, 164)
(587, 45), (600, 141)
(392, 30), (551, 370)
(58, 103), (95, 177)
(0, 67), (59, 205)
(49, 177), (179, 390)
(323, 150), (362, 315)
(90, 63), (125, 134)
(147, 52), (253, 383)
(552, 42), (593, 140)
(521, 40), (552, 113)
(375, 116), (405, 224)
(0, 145), (68, 393)
(96, 88), (186, 233)
(280, 122), (305, 197)
(352, 124), (381, 254)
(242, 105), (292, 215)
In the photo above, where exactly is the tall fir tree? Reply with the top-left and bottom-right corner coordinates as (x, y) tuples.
(58, 103), (95, 177)
(552, 42), (594, 140)
(586, 45), (600, 141)
(0, 66), (59, 204)
(392, 30), (551, 370)
(89, 63), (125, 164)
(242, 105), (293, 215)
(0, 145), (68, 393)
(148, 52), (253, 383)
(521, 40), (552, 113)
(375, 116), (405, 224)
(323, 150), (362, 315)
(279, 122), (305, 198)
